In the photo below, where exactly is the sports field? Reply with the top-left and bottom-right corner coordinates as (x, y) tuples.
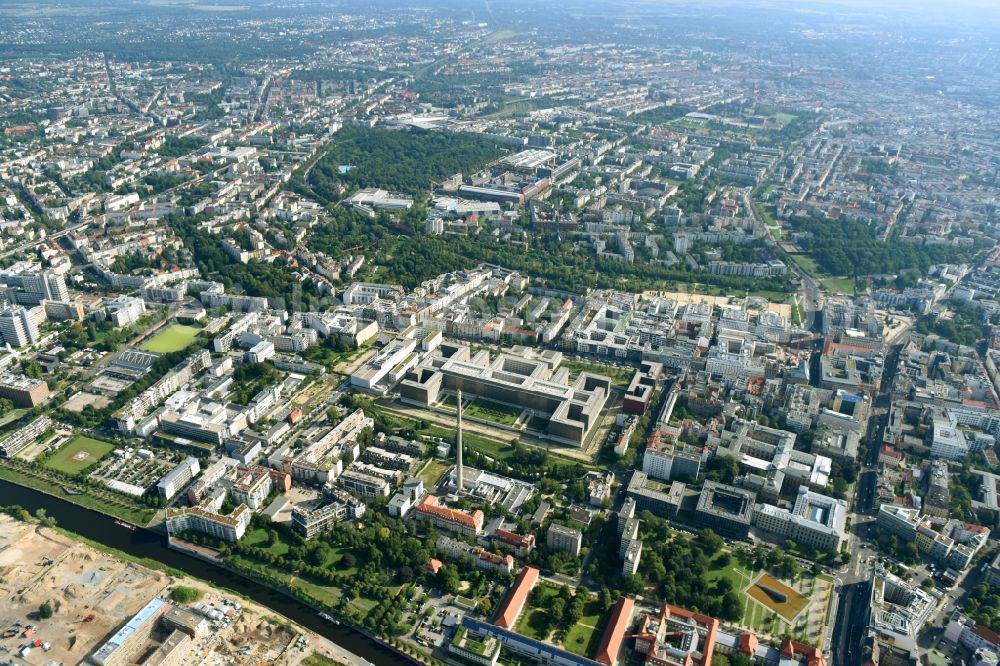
(141, 324), (202, 353)
(42, 435), (115, 475)
(746, 573), (809, 623)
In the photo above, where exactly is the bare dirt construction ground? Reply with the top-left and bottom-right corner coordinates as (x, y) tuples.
(0, 517), (361, 666)
(0, 515), (169, 665)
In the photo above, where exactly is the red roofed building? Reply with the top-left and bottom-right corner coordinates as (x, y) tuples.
(427, 558), (442, 574)
(493, 566), (539, 630)
(595, 597), (635, 666)
(493, 528), (536, 555)
(634, 604), (718, 666)
(969, 624), (1000, 651)
(413, 494), (483, 535)
(737, 632), (757, 658)
(779, 638), (827, 666)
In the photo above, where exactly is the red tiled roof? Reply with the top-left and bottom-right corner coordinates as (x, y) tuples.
(494, 528), (535, 549)
(662, 604), (719, 666)
(493, 566), (539, 629)
(415, 495), (483, 531)
(972, 624), (1000, 648)
(738, 632), (758, 656)
(595, 597), (634, 666)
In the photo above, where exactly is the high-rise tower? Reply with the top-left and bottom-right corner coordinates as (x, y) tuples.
(456, 389), (464, 492)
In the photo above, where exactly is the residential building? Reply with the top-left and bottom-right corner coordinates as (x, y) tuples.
(0, 305), (40, 347)
(291, 489), (366, 539)
(547, 523), (583, 557)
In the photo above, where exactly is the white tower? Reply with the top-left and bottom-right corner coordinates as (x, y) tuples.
(456, 389), (464, 492)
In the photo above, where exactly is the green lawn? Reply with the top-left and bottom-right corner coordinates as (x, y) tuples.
(349, 596), (378, 615)
(0, 407), (29, 428)
(789, 254), (818, 275)
(43, 435), (115, 475)
(791, 303), (803, 326)
(243, 527), (292, 557)
(291, 577), (342, 607)
(516, 609), (552, 641)
(562, 600), (604, 657)
(465, 398), (522, 426)
(705, 553), (754, 591)
(515, 585), (560, 640)
(418, 459), (450, 487)
(560, 359), (633, 385)
(141, 324), (202, 352)
(820, 277), (857, 295)
(422, 424), (585, 469)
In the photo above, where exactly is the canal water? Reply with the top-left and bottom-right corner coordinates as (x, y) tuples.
(0, 479), (413, 666)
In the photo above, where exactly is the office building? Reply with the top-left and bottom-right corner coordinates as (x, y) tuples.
(413, 494), (484, 535)
(866, 567), (935, 656)
(156, 457), (201, 500)
(626, 471), (686, 518)
(634, 603), (719, 666)
(642, 428), (707, 482)
(105, 295), (146, 327)
(493, 567), (540, 630)
(449, 625), (502, 666)
(400, 342), (611, 447)
(0, 373), (49, 407)
(91, 598), (169, 666)
(752, 486), (848, 551)
(693, 481), (755, 540)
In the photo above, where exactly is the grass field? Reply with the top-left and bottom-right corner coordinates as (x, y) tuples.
(820, 277), (857, 295)
(421, 423), (584, 470)
(291, 577), (342, 607)
(141, 324), (202, 353)
(515, 584), (560, 641)
(42, 435), (114, 475)
(746, 573), (809, 623)
(465, 398), (522, 426)
(418, 459), (450, 487)
(790, 253), (818, 275)
(705, 554), (754, 591)
(562, 600), (604, 657)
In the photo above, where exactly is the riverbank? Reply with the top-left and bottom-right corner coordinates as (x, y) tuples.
(0, 458), (156, 526)
(0, 478), (415, 666)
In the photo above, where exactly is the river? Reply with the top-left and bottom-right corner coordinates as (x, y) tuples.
(0, 479), (414, 666)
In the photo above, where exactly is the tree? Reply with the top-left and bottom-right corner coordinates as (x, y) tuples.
(38, 601), (53, 619)
(699, 528), (724, 552)
(170, 586), (204, 603)
(599, 586), (614, 612)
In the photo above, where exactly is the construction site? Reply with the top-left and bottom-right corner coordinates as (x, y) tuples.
(0, 515), (353, 665)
